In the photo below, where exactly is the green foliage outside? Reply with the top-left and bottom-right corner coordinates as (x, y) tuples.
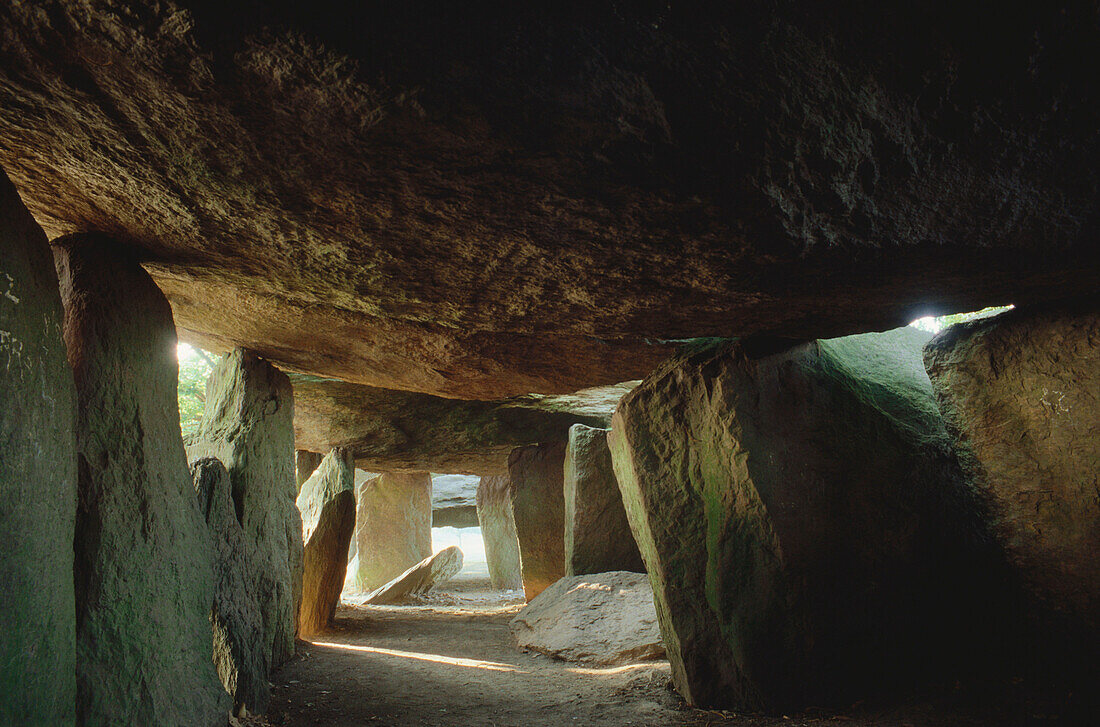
(909, 305), (1013, 335)
(178, 343), (216, 438)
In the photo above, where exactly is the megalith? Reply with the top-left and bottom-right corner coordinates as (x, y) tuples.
(354, 472), (432, 590)
(0, 168), (77, 726)
(508, 442), (567, 600)
(431, 473), (481, 527)
(296, 448), (356, 637)
(609, 328), (996, 711)
(564, 424), (644, 576)
(924, 306), (1100, 645)
(55, 235), (228, 726)
(476, 475), (523, 591)
(188, 349), (303, 668)
(295, 449), (323, 493)
(364, 546), (464, 605)
(192, 458), (270, 716)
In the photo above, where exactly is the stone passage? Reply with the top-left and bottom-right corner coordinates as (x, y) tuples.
(509, 442), (567, 600)
(56, 235), (228, 726)
(354, 472), (432, 590)
(432, 473), (480, 527)
(0, 167), (78, 726)
(297, 449), (356, 637)
(925, 305), (1100, 648)
(192, 458), (270, 716)
(564, 425), (644, 576)
(610, 328), (996, 711)
(188, 349), (303, 669)
(476, 475), (523, 591)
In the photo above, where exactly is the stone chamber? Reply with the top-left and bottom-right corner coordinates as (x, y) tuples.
(1, 1), (1098, 725)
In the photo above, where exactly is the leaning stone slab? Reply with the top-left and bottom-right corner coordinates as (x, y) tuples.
(364, 546), (464, 605)
(192, 458), (270, 716)
(510, 571), (665, 666)
(295, 449), (323, 493)
(610, 328), (996, 711)
(925, 305), (1100, 641)
(509, 442), (567, 600)
(476, 475), (523, 591)
(564, 425), (644, 576)
(188, 349), (303, 669)
(0, 167), (77, 726)
(354, 472), (432, 590)
(56, 235), (228, 726)
(296, 449), (356, 637)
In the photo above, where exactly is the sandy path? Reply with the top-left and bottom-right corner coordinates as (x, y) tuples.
(259, 580), (1057, 727)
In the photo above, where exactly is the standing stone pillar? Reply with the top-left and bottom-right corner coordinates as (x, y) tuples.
(188, 349), (303, 669)
(564, 424), (644, 576)
(476, 475), (523, 590)
(0, 169), (78, 726)
(297, 449), (356, 637)
(192, 458), (270, 716)
(355, 472), (432, 590)
(55, 234), (228, 726)
(610, 329), (997, 711)
(924, 306), (1100, 650)
(295, 449), (323, 493)
(508, 442), (567, 600)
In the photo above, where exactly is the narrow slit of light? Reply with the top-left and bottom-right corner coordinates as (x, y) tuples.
(310, 641), (528, 673)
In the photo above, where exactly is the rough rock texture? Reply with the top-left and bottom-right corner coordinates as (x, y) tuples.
(509, 443), (567, 600)
(187, 349), (303, 669)
(296, 448), (356, 637)
(354, 472), (433, 590)
(0, 167), (77, 726)
(564, 425), (644, 576)
(293, 376), (632, 474)
(192, 457), (269, 716)
(510, 571), (664, 667)
(295, 449), (323, 493)
(924, 305), (1100, 643)
(56, 235), (228, 726)
(609, 328), (998, 710)
(431, 473), (480, 528)
(3, 3), (1097, 399)
(476, 475), (524, 591)
(364, 546), (464, 605)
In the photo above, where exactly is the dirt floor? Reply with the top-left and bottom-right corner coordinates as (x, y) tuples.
(258, 577), (1085, 727)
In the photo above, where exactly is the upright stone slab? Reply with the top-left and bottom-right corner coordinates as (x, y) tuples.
(355, 472), (432, 590)
(476, 475), (523, 590)
(0, 168), (77, 726)
(564, 424), (644, 576)
(192, 458), (270, 716)
(296, 448), (356, 637)
(55, 235), (228, 726)
(188, 349), (303, 668)
(295, 449), (323, 493)
(609, 329), (996, 711)
(924, 306), (1100, 642)
(509, 442), (567, 600)
(431, 473), (481, 527)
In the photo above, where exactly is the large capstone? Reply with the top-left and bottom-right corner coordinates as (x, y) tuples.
(56, 235), (228, 726)
(293, 377), (631, 474)
(924, 305), (1100, 646)
(609, 328), (999, 711)
(564, 424), (644, 576)
(509, 442), (567, 600)
(354, 472), (432, 590)
(476, 475), (523, 591)
(0, 167), (77, 726)
(296, 448), (356, 637)
(192, 458), (270, 716)
(431, 473), (480, 527)
(510, 571), (665, 667)
(188, 349), (303, 669)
